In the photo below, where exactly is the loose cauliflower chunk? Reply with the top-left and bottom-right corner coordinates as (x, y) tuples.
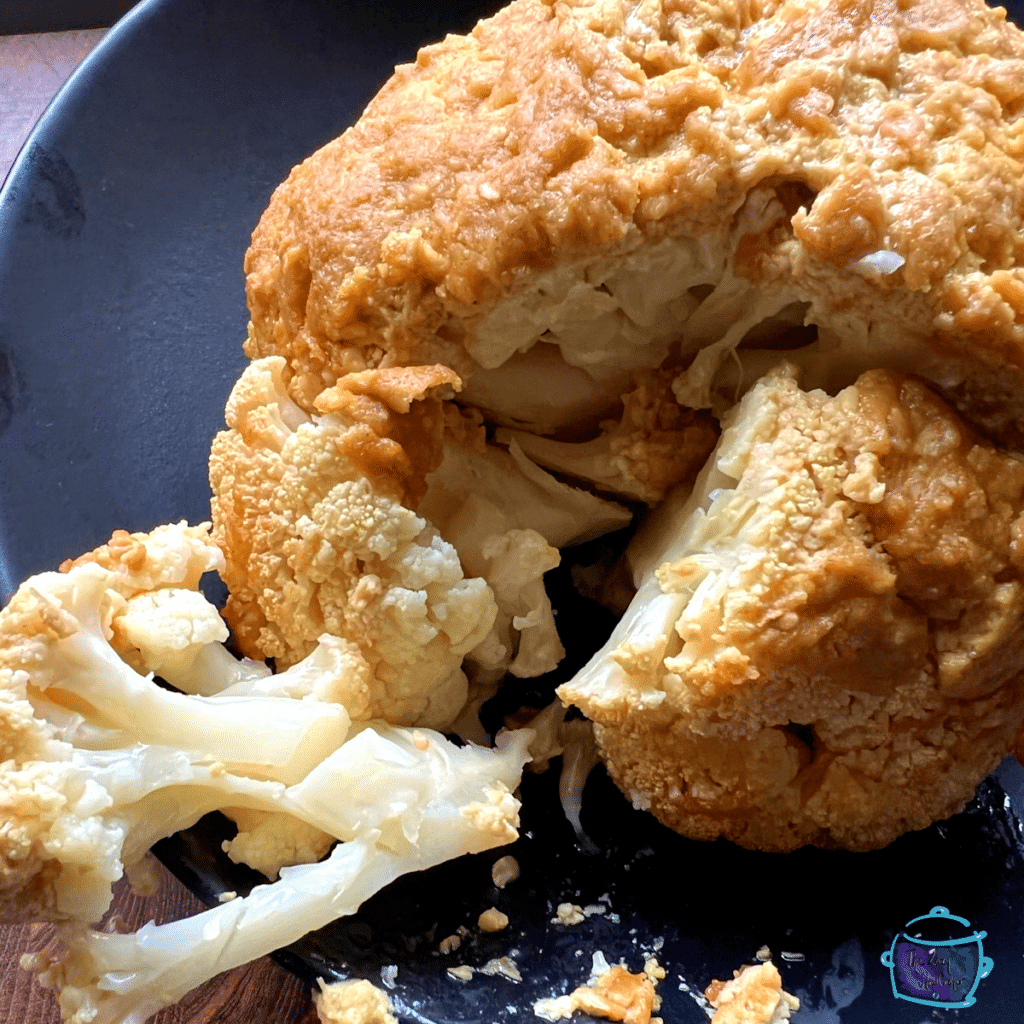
(561, 365), (1024, 850)
(314, 979), (398, 1024)
(705, 963), (800, 1024)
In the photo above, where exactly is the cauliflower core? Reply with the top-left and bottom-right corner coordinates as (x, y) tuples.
(561, 366), (1024, 850)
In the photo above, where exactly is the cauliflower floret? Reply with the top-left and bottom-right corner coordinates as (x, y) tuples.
(111, 588), (270, 695)
(0, 523), (349, 923)
(211, 358), (637, 722)
(0, 524), (531, 1023)
(221, 808), (336, 880)
(560, 365), (1024, 851)
(209, 356), (499, 728)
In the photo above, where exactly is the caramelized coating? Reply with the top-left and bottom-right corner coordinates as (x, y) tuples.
(246, 0), (1024, 442)
(560, 366), (1024, 850)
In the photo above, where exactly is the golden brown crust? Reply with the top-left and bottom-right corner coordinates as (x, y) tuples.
(313, 364), (460, 505)
(246, 0), (1024, 435)
(570, 964), (658, 1024)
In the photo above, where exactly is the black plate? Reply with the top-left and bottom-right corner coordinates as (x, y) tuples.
(3, 1), (1024, 1021)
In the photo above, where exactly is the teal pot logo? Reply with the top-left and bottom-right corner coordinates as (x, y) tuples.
(881, 906), (993, 1008)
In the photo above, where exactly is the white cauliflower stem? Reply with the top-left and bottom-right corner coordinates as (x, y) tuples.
(0, 522), (345, 923)
(29, 729), (527, 1024)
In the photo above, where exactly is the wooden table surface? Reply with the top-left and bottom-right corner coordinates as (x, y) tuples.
(1, 28), (318, 1024)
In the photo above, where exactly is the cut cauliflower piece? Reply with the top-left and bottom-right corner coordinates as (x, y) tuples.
(1, 524), (532, 1023)
(560, 365), (1024, 851)
(208, 356), (499, 728)
(0, 523), (348, 923)
(27, 729), (528, 1024)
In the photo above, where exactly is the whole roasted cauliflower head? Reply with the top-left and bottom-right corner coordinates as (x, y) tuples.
(211, 0), (1024, 847)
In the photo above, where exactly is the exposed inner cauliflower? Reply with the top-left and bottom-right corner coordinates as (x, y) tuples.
(496, 368), (718, 504)
(210, 355), (635, 726)
(421, 413), (632, 681)
(560, 365), (1024, 851)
